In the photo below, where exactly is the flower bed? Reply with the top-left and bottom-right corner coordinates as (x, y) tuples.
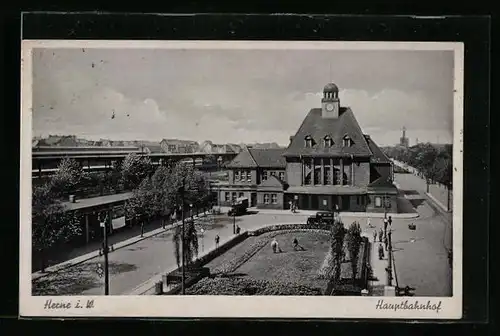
(184, 276), (323, 296)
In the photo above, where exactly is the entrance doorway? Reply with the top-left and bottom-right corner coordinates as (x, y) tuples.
(341, 195), (350, 211)
(251, 193), (257, 207)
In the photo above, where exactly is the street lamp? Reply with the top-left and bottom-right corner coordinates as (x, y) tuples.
(99, 210), (110, 296)
(387, 227), (393, 286)
(217, 156), (223, 211)
(200, 228), (205, 252)
(178, 179), (186, 295)
(232, 201), (236, 234)
(190, 203), (194, 223)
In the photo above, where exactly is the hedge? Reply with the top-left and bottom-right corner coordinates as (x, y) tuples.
(184, 277), (323, 296)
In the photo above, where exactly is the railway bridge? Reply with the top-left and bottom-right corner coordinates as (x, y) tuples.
(32, 146), (238, 178)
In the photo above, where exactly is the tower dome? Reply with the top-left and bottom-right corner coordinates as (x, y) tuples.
(323, 82), (339, 93)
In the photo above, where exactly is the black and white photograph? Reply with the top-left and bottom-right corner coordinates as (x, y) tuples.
(20, 40), (463, 319)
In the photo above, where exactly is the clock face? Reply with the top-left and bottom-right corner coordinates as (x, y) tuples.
(326, 103), (334, 112)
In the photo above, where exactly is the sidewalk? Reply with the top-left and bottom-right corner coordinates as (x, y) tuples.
(366, 232), (396, 296)
(32, 212), (210, 281)
(247, 208), (419, 219)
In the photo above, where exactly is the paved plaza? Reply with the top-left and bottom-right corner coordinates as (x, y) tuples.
(33, 173), (452, 297)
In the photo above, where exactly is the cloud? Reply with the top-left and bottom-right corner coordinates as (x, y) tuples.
(32, 47), (454, 146)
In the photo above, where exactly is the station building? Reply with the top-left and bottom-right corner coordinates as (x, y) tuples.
(217, 83), (398, 213)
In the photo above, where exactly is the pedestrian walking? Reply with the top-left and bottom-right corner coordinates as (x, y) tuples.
(383, 218), (388, 234)
(215, 235), (220, 249)
(378, 228), (383, 243)
(140, 222), (144, 238)
(384, 236), (388, 251)
(373, 230), (377, 243)
(236, 225), (241, 234)
(378, 243), (385, 260)
(367, 217), (374, 228)
(289, 201), (293, 212)
(271, 238), (278, 253)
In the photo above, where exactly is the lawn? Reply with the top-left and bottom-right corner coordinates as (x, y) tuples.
(191, 231), (332, 295)
(237, 231), (331, 289)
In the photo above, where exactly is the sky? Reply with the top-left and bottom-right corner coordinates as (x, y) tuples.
(31, 46), (455, 147)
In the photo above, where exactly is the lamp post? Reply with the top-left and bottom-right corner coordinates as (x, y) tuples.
(217, 156), (223, 211)
(232, 201), (236, 234)
(99, 211), (110, 295)
(178, 179), (186, 295)
(200, 228), (205, 252)
(190, 203), (194, 223)
(387, 227), (393, 286)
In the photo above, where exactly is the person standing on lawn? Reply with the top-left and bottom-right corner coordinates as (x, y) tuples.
(215, 235), (220, 249)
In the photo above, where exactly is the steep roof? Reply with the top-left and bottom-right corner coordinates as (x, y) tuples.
(227, 148), (286, 169)
(226, 148), (258, 168)
(248, 148), (286, 168)
(283, 108), (372, 157)
(364, 135), (391, 164)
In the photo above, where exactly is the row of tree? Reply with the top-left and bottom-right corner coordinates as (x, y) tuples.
(382, 143), (453, 188)
(330, 220), (363, 287)
(32, 153), (212, 272)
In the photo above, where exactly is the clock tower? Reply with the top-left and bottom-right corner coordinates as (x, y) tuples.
(321, 82), (340, 119)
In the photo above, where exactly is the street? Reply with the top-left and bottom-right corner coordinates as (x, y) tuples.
(33, 213), (307, 296)
(33, 173), (452, 297)
(342, 173), (452, 296)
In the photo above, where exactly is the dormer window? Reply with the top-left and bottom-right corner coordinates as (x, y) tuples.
(343, 135), (354, 147)
(324, 135), (334, 148)
(304, 135), (314, 148)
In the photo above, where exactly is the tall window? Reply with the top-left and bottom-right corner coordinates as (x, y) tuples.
(278, 171), (285, 181)
(334, 169), (341, 185)
(374, 196), (382, 207)
(235, 171), (241, 181)
(246, 170), (252, 182)
(304, 160), (312, 185)
(324, 166), (332, 185)
(271, 194), (278, 204)
(313, 159), (321, 185)
(239, 192), (244, 198)
(262, 171), (268, 181)
(264, 194), (270, 204)
(270, 171), (276, 177)
(225, 192), (230, 202)
(232, 192), (237, 202)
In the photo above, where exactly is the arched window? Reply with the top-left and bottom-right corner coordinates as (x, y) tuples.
(343, 135), (353, 147)
(324, 135), (334, 148)
(304, 135), (314, 148)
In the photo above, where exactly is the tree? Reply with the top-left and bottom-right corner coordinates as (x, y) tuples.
(124, 176), (156, 226)
(50, 158), (84, 197)
(346, 222), (362, 283)
(330, 220), (346, 284)
(173, 218), (199, 269)
(120, 153), (154, 190)
(32, 183), (82, 272)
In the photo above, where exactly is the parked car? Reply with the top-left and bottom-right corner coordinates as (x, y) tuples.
(306, 211), (336, 225)
(228, 197), (249, 216)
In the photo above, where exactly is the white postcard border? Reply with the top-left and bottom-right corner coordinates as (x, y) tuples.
(20, 40), (464, 319)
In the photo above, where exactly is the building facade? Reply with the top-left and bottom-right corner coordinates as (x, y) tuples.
(160, 139), (199, 154)
(217, 83), (398, 213)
